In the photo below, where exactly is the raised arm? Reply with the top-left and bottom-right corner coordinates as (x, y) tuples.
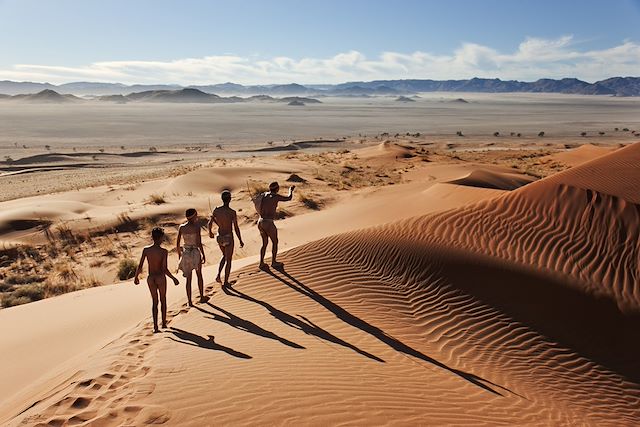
(278, 186), (295, 202)
(233, 211), (244, 247)
(163, 249), (179, 285)
(134, 248), (147, 285)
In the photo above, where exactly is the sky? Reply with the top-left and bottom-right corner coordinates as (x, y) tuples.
(1, 0), (639, 84)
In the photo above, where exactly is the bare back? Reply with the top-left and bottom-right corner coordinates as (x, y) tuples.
(213, 206), (236, 235)
(260, 193), (290, 220)
(144, 245), (167, 275)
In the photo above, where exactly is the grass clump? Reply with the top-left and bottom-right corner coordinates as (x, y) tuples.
(2, 284), (45, 307)
(117, 258), (137, 281)
(147, 193), (166, 205)
(298, 192), (322, 210)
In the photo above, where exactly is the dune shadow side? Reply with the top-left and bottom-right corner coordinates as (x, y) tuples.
(439, 254), (640, 384)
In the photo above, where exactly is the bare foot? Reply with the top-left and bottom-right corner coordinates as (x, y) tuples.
(271, 261), (284, 269)
(259, 263), (269, 270)
(162, 323), (167, 329)
(188, 301), (194, 307)
(199, 295), (209, 303)
(153, 328), (160, 333)
(215, 276), (222, 283)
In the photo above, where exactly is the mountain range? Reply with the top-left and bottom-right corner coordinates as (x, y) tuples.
(0, 77), (639, 97)
(0, 88), (322, 104)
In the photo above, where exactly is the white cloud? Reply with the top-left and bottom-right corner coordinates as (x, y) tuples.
(1, 36), (639, 84)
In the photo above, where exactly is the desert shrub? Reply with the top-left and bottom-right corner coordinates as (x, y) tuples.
(54, 262), (77, 281)
(149, 146), (158, 152)
(148, 193), (166, 205)
(298, 193), (321, 210)
(538, 131), (545, 137)
(117, 259), (137, 281)
(247, 180), (268, 198)
(2, 284), (45, 307)
(4, 272), (46, 285)
(493, 132), (500, 137)
(580, 132), (587, 137)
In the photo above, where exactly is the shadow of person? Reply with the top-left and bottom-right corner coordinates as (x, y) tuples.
(193, 302), (305, 350)
(168, 327), (252, 359)
(223, 281), (384, 362)
(268, 269), (512, 396)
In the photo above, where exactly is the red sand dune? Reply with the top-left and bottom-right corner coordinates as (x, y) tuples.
(4, 143), (639, 425)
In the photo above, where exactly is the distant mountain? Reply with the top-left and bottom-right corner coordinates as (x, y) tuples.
(1, 77), (639, 97)
(125, 88), (224, 103)
(98, 89), (322, 104)
(6, 89), (83, 103)
(58, 82), (128, 95)
(0, 80), (57, 95)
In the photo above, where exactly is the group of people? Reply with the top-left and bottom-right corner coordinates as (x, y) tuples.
(134, 181), (295, 332)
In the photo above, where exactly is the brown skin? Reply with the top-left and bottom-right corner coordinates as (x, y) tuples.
(259, 185), (294, 268)
(176, 218), (206, 306)
(134, 238), (179, 333)
(208, 201), (244, 286)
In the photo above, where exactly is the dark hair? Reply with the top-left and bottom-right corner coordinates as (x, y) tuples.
(221, 190), (231, 203)
(269, 181), (279, 191)
(151, 227), (164, 240)
(185, 208), (197, 218)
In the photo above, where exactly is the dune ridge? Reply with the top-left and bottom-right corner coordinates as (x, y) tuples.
(4, 143), (639, 425)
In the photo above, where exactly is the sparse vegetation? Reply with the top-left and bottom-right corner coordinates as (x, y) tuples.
(580, 132), (587, 137)
(493, 132), (500, 137)
(149, 146), (158, 152)
(2, 284), (44, 307)
(117, 259), (137, 281)
(298, 192), (321, 210)
(148, 193), (167, 205)
(456, 131), (464, 137)
(538, 131), (545, 137)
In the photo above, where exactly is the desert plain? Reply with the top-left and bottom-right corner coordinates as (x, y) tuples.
(0, 93), (639, 425)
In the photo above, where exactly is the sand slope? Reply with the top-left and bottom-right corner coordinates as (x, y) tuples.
(4, 144), (640, 425)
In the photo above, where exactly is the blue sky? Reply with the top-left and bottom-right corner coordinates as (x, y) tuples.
(1, 0), (639, 84)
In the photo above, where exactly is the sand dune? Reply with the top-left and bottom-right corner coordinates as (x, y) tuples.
(447, 168), (536, 190)
(546, 143), (616, 167)
(3, 143), (639, 425)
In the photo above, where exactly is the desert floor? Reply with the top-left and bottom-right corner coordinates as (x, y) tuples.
(0, 94), (639, 425)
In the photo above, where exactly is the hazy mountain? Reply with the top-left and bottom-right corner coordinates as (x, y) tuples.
(124, 88), (224, 103)
(1, 77), (639, 97)
(58, 82), (128, 95)
(7, 89), (83, 103)
(0, 80), (57, 95)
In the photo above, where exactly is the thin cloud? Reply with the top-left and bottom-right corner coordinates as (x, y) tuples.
(1, 36), (638, 85)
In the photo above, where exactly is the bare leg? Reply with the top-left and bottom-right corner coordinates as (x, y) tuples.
(185, 273), (193, 306)
(147, 278), (160, 332)
(158, 277), (168, 328)
(196, 267), (205, 302)
(223, 242), (234, 284)
(264, 224), (281, 267)
(216, 245), (226, 282)
(259, 227), (269, 268)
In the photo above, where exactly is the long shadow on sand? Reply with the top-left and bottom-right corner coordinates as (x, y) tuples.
(193, 303), (305, 350)
(223, 283), (385, 363)
(167, 327), (252, 359)
(262, 268), (512, 396)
